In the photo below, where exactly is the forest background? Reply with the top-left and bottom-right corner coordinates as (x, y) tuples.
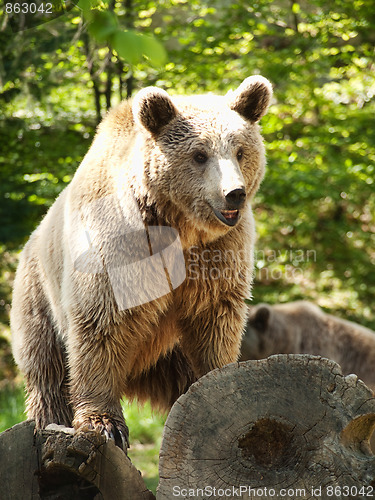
(0, 0), (374, 491)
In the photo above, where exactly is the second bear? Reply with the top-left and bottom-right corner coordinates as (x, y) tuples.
(241, 301), (375, 390)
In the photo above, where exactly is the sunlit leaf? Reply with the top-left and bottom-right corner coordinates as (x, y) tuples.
(110, 30), (144, 65)
(88, 10), (117, 42)
(110, 30), (166, 66)
(76, 0), (92, 17)
(138, 34), (167, 66)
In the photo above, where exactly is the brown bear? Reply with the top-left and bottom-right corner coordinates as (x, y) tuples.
(11, 76), (273, 449)
(240, 301), (375, 390)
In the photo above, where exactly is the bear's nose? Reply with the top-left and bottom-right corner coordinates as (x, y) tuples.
(225, 188), (246, 209)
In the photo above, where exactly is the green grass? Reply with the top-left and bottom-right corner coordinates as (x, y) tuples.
(0, 384), (26, 431)
(122, 400), (166, 491)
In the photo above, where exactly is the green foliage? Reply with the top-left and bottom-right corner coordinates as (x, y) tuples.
(0, 118), (93, 246)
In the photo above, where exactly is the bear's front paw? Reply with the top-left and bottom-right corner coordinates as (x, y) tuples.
(77, 414), (129, 451)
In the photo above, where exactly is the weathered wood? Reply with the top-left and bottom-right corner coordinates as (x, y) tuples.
(0, 420), (155, 500)
(0, 421), (40, 499)
(157, 355), (375, 500)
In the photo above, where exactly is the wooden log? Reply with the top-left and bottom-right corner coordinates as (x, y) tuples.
(0, 421), (40, 499)
(0, 420), (155, 500)
(157, 355), (375, 500)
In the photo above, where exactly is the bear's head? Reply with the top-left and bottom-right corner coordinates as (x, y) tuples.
(241, 303), (305, 361)
(132, 77), (272, 240)
(240, 303), (292, 361)
(240, 304), (273, 360)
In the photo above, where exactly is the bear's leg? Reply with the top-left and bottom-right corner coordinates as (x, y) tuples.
(125, 345), (197, 412)
(67, 333), (129, 450)
(179, 301), (247, 378)
(11, 264), (74, 428)
(25, 340), (74, 429)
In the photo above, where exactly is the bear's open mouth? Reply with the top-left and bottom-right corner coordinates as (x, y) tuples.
(213, 208), (240, 227)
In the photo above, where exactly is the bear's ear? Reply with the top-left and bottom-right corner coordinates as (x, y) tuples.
(227, 76), (273, 122)
(132, 87), (178, 135)
(250, 305), (271, 332)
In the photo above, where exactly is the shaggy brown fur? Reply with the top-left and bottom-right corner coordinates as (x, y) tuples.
(11, 77), (272, 449)
(241, 301), (375, 390)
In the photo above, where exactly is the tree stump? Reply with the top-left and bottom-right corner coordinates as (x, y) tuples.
(0, 420), (155, 500)
(157, 355), (375, 500)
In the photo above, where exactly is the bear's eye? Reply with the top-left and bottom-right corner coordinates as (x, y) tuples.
(236, 148), (244, 161)
(194, 152), (208, 164)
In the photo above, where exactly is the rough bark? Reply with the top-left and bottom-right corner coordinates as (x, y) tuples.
(157, 354), (375, 500)
(0, 420), (154, 500)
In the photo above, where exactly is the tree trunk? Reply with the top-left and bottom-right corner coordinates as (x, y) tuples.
(124, 0), (134, 98)
(126, 73), (133, 99)
(117, 59), (124, 101)
(83, 32), (102, 124)
(104, 51), (113, 111)
(157, 355), (375, 500)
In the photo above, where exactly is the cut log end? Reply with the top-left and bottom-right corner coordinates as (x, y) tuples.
(157, 354), (375, 499)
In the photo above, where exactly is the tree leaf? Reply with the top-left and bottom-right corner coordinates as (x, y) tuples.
(110, 30), (165, 66)
(138, 34), (167, 67)
(110, 30), (144, 65)
(76, 0), (92, 19)
(88, 10), (117, 43)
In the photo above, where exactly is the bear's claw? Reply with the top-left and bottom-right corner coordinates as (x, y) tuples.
(83, 414), (129, 451)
